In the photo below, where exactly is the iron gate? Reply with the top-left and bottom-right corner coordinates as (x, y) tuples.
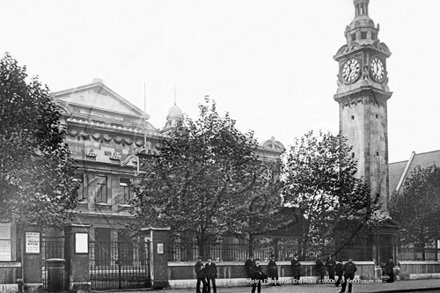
(42, 237), (66, 290)
(90, 239), (151, 290)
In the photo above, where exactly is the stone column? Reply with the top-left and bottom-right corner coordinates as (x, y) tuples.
(64, 224), (91, 292)
(141, 227), (170, 289)
(22, 225), (42, 292)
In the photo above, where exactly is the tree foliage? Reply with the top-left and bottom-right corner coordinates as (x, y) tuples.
(389, 165), (440, 248)
(281, 130), (380, 255)
(0, 53), (78, 227)
(130, 98), (283, 252)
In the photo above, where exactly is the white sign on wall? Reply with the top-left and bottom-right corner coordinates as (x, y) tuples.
(0, 223), (11, 240)
(157, 243), (164, 254)
(0, 240), (11, 261)
(75, 233), (88, 254)
(0, 223), (12, 261)
(25, 232), (40, 254)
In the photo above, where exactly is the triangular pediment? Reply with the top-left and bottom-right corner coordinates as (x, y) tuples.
(53, 80), (149, 119)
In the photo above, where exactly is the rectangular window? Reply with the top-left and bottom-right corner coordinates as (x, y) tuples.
(351, 33), (356, 41)
(96, 175), (108, 203)
(351, 115), (355, 120)
(95, 228), (111, 266)
(118, 231), (134, 266)
(361, 32), (367, 39)
(120, 178), (131, 203)
(73, 174), (85, 201)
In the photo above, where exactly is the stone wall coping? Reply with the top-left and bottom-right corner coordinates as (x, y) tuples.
(0, 261), (21, 268)
(168, 261), (375, 266)
(400, 261), (440, 264)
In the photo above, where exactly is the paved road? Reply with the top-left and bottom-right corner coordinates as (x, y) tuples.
(97, 279), (440, 293)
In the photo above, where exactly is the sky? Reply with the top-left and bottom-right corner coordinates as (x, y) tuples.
(1, 0), (439, 163)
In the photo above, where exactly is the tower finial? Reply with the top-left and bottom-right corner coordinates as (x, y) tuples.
(354, 0), (369, 17)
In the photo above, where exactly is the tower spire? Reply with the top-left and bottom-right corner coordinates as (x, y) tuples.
(354, 0), (369, 17)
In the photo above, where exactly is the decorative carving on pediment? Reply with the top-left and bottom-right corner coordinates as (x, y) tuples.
(102, 134), (112, 142)
(379, 42), (391, 55)
(110, 152), (121, 164)
(92, 133), (101, 140)
(123, 138), (133, 145)
(121, 154), (138, 166)
(67, 129), (78, 137)
(114, 136), (123, 144)
(80, 132), (90, 139)
(336, 45), (348, 56)
(86, 149), (97, 160)
(135, 139), (144, 147)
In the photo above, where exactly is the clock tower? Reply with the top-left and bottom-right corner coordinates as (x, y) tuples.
(334, 0), (392, 212)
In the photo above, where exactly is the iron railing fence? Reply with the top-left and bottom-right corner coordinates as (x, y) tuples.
(398, 247), (440, 261)
(166, 241), (373, 262)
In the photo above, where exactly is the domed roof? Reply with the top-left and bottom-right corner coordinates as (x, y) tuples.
(166, 104), (183, 120)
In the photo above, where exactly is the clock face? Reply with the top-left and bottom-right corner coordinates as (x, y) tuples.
(342, 59), (360, 83)
(370, 57), (385, 81)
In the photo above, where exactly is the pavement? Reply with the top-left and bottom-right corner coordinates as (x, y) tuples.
(94, 279), (440, 293)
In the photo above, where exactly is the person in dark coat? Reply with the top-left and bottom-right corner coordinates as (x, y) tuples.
(325, 255), (336, 282)
(291, 253), (301, 285)
(315, 256), (326, 284)
(385, 258), (395, 283)
(245, 254), (255, 278)
(341, 258), (357, 293)
(335, 260), (344, 287)
(267, 254), (281, 286)
(195, 256), (207, 293)
(205, 257), (217, 293)
(250, 259), (263, 293)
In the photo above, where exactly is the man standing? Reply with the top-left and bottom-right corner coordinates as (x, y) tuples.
(335, 259), (344, 287)
(315, 256), (326, 284)
(205, 257), (217, 293)
(326, 255), (336, 282)
(385, 258), (395, 283)
(195, 256), (207, 293)
(291, 253), (301, 285)
(340, 258), (357, 293)
(250, 259), (263, 293)
(267, 254), (280, 286)
(245, 254), (255, 278)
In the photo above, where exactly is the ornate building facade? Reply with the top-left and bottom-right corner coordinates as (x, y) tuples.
(52, 78), (284, 242)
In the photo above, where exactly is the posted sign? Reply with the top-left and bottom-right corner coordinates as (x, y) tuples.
(0, 223), (11, 261)
(25, 232), (40, 254)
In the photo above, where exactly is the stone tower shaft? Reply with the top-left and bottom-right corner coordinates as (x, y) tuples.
(334, 0), (393, 212)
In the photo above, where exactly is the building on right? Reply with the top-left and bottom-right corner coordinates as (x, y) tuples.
(333, 0), (398, 265)
(389, 150), (440, 194)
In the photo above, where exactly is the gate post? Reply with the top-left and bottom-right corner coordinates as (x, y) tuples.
(22, 224), (42, 292)
(64, 224), (91, 292)
(141, 227), (170, 289)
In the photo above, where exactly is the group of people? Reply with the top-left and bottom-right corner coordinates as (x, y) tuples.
(303, 254), (358, 292)
(244, 254), (281, 293)
(194, 256), (218, 293)
(195, 253), (398, 293)
(244, 253), (359, 293)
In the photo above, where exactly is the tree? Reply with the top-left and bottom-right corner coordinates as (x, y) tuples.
(389, 165), (440, 252)
(130, 98), (282, 256)
(281, 130), (380, 257)
(0, 53), (78, 227)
